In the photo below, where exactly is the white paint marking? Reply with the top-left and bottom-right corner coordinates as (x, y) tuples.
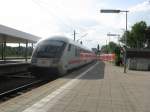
(22, 62), (98, 112)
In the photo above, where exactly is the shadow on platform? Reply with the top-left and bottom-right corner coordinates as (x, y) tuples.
(64, 61), (105, 80)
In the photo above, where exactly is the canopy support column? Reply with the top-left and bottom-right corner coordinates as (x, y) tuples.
(18, 43), (20, 56)
(2, 35), (6, 61)
(25, 40), (28, 62)
(1, 42), (3, 60)
(3, 40), (6, 61)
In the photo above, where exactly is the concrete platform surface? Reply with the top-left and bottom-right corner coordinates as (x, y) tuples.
(0, 61), (150, 112)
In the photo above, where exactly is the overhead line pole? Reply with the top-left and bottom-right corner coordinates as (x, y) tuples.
(73, 30), (78, 41)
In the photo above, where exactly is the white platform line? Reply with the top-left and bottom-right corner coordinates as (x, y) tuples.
(22, 62), (98, 112)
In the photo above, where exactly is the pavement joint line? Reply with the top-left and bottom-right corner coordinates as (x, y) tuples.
(22, 62), (99, 112)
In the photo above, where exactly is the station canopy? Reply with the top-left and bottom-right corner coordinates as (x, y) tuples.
(0, 24), (41, 43)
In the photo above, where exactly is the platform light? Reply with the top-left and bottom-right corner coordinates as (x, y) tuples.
(100, 9), (121, 13)
(100, 9), (129, 73)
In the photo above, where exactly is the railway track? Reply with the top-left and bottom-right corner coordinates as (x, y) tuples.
(0, 72), (52, 101)
(0, 79), (44, 98)
(0, 62), (95, 101)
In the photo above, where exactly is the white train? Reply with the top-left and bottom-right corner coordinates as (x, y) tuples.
(30, 36), (96, 77)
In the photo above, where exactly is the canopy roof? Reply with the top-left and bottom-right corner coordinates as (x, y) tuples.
(0, 24), (41, 43)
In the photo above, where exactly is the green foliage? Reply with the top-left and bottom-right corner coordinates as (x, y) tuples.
(0, 45), (33, 59)
(109, 42), (118, 53)
(120, 21), (148, 48)
(101, 45), (108, 53)
(101, 41), (118, 53)
(101, 42), (122, 66)
(145, 27), (150, 48)
(145, 26), (150, 39)
(114, 46), (122, 66)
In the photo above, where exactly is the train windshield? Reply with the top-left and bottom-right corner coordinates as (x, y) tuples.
(33, 40), (66, 58)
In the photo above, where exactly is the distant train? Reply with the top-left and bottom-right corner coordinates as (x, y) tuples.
(30, 36), (96, 77)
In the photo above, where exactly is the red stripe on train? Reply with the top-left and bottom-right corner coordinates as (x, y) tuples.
(68, 59), (81, 64)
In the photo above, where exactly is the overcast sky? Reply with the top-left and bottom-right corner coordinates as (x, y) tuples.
(0, 0), (150, 49)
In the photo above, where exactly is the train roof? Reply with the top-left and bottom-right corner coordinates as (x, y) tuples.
(39, 36), (92, 52)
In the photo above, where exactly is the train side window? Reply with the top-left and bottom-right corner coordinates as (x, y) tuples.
(68, 44), (71, 51)
(75, 47), (80, 57)
(75, 47), (77, 56)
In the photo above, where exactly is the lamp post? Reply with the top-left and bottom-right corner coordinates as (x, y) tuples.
(100, 9), (129, 73)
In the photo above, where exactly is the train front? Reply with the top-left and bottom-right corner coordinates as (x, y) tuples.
(30, 38), (66, 78)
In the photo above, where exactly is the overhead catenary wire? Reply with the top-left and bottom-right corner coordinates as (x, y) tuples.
(31, 0), (74, 30)
(31, 0), (89, 38)
(31, 0), (93, 44)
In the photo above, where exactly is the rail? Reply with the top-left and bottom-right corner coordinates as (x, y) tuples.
(0, 79), (44, 98)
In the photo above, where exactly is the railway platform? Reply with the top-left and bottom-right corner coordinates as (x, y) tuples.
(0, 61), (150, 112)
(0, 60), (30, 75)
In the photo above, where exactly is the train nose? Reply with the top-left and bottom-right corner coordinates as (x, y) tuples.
(52, 58), (60, 64)
(31, 58), (37, 64)
(31, 58), (60, 67)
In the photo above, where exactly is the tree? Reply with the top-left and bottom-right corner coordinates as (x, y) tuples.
(101, 45), (108, 53)
(145, 26), (150, 48)
(131, 21), (147, 48)
(101, 41), (118, 53)
(109, 42), (118, 53)
(101, 42), (122, 66)
(114, 46), (122, 66)
(120, 21), (147, 48)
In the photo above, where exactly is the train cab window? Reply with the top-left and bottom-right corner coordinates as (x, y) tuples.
(33, 40), (66, 58)
(68, 44), (71, 51)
